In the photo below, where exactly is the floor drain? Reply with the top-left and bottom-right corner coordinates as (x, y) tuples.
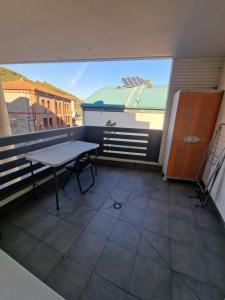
(113, 202), (122, 209)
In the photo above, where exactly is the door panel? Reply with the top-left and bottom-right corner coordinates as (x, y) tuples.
(167, 92), (222, 180)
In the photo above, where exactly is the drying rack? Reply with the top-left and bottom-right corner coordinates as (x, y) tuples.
(190, 123), (225, 208)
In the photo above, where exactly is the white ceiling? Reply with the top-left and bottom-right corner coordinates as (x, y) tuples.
(0, 0), (225, 63)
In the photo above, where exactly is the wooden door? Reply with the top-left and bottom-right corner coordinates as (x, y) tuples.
(166, 92), (222, 180)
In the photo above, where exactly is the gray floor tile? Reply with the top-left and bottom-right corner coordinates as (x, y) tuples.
(102, 177), (122, 193)
(63, 206), (96, 229)
(81, 192), (107, 210)
(133, 182), (153, 193)
(170, 205), (195, 224)
(170, 218), (202, 250)
(120, 206), (145, 227)
(171, 271), (216, 300)
(31, 192), (56, 210)
(99, 198), (122, 219)
(199, 227), (225, 257)
(95, 241), (135, 290)
(212, 288), (225, 300)
(48, 196), (83, 215)
(152, 177), (169, 192)
(138, 229), (171, 266)
(44, 219), (82, 253)
(92, 183), (112, 198)
(205, 251), (225, 292)
(134, 177), (155, 193)
(129, 254), (171, 300)
(195, 211), (223, 233)
(170, 193), (191, 209)
(116, 178), (135, 192)
(22, 242), (63, 281)
(110, 188), (131, 204)
(86, 212), (117, 238)
(46, 256), (91, 300)
(9, 201), (46, 225)
(128, 189), (149, 210)
(149, 190), (169, 203)
(171, 240), (209, 284)
(81, 274), (137, 300)
(68, 231), (106, 272)
(169, 183), (193, 196)
(0, 222), (39, 262)
(142, 211), (170, 237)
(110, 220), (140, 252)
(147, 199), (170, 216)
(18, 212), (60, 240)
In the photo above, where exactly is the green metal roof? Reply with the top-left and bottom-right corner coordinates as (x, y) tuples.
(82, 85), (168, 110)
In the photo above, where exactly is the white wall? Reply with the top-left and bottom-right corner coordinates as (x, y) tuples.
(83, 110), (164, 130)
(203, 62), (225, 222)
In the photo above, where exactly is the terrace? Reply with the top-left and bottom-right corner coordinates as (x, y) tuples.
(0, 125), (225, 300)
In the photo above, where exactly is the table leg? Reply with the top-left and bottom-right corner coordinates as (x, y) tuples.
(30, 161), (37, 199)
(53, 167), (59, 210)
(95, 148), (98, 176)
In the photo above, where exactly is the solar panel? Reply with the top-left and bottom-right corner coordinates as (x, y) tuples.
(131, 76), (139, 86)
(121, 76), (145, 88)
(121, 78), (131, 88)
(128, 77), (135, 87)
(121, 78), (125, 86)
(136, 76), (144, 85)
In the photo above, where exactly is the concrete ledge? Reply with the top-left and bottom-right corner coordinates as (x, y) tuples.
(0, 249), (65, 300)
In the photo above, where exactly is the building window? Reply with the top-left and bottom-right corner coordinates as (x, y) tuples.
(43, 118), (48, 129)
(49, 117), (53, 128)
(41, 99), (45, 109)
(9, 117), (17, 129)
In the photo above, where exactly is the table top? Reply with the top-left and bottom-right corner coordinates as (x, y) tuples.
(25, 140), (99, 167)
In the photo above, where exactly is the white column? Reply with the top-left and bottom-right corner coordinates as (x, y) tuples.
(0, 81), (19, 191)
(0, 80), (12, 137)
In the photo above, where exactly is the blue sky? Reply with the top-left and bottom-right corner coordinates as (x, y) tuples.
(3, 59), (172, 99)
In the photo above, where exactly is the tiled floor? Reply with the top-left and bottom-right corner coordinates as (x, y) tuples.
(1, 166), (225, 300)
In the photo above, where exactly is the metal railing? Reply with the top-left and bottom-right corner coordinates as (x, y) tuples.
(0, 126), (162, 205)
(85, 126), (162, 162)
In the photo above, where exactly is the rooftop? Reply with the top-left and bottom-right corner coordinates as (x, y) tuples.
(82, 85), (168, 110)
(2, 80), (75, 100)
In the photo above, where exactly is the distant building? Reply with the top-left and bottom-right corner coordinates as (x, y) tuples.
(82, 78), (168, 129)
(3, 80), (74, 135)
(71, 98), (83, 126)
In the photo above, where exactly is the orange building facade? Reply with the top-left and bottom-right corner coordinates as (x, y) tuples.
(3, 80), (73, 135)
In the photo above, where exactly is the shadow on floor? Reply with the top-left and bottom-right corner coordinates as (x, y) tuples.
(1, 166), (225, 300)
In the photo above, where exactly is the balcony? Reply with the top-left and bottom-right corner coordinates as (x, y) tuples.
(0, 126), (225, 300)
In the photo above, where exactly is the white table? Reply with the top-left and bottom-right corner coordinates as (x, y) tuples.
(26, 141), (99, 210)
